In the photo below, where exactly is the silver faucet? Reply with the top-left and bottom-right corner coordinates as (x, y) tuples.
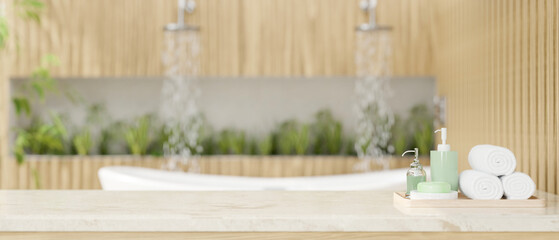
(165, 0), (198, 31)
(357, 0), (391, 31)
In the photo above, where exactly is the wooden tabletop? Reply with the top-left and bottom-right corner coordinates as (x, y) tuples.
(0, 190), (558, 232)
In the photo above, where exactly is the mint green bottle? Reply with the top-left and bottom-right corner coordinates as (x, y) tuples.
(430, 128), (458, 191)
(403, 148), (426, 196)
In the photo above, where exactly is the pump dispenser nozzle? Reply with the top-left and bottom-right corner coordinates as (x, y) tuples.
(435, 128), (450, 151)
(402, 148), (419, 161)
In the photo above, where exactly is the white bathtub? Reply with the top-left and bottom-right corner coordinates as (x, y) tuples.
(98, 166), (430, 191)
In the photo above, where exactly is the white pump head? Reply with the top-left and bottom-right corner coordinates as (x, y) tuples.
(434, 128), (450, 151)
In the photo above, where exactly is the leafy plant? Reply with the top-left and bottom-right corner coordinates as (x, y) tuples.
(406, 104), (434, 155)
(413, 122), (433, 156)
(0, 15), (8, 50)
(390, 115), (408, 155)
(15, 0), (45, 23)
(275, 120), (310, 155)
(255, 135), (273, 155)
(8, 0), (55, 188)
(217, 129), (246, 154)
(125, 115), (152, 155)
(1, 0), (45, 50)
(72, 128), (92, 155)
(343, 137), (356, 156)
(12, 97), (31, 116)
(145, 124), (167, 156)
(196, 117), (213, 155)
(12, 54), (60, 117)
(13, 113), (68, 163)
(98, 121), (126, 155)
(85, 103), (107, 125)
(310, 110), (342, 155)
(199, 137), (214, 155)
(8, 1), (52, 119)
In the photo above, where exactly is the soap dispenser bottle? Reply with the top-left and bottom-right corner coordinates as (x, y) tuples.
(403, 148), (426, 196)
(430, 128), (458, 191)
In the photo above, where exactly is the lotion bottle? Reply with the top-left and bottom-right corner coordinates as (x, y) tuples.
(430, 128), (458, 191)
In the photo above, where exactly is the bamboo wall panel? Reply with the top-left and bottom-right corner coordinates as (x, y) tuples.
(9, 0), (432, 77)
(432, 0), (558, 194)
(11, 156), (428, 190)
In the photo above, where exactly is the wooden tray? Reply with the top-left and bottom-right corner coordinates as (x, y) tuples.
(393, 192), (546, 208)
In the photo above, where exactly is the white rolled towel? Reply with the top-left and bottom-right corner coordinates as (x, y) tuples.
(459, 170), (504, 200)
(468, 144), (516, 176)
(501, 172), (536, 200)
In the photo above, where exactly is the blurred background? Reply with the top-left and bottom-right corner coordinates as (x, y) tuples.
(0, 0), (557, 194)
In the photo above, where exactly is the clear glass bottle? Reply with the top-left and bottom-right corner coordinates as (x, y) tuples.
(402, 148), (426, 196)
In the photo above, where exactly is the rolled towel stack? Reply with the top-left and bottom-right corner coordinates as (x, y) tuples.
(460, 144), (536, 200)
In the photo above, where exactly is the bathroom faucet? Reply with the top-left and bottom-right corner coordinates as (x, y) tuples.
(165, 0), (198, 31)
(359, 0), (378, 29)
(357, 0), (390, 31)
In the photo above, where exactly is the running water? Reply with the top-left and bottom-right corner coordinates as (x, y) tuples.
(354, 30), (394, 171)
(160, 30), (202, 172)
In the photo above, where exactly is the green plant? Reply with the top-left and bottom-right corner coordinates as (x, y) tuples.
(12, 54), (60, 117)
(343, 137), (357, 156)
(8, 1), (54, 119)
(390, 115), (408, 155)
(72, 128), (92, 155)
(255, 135), (273, 155)
(96, 121), (128, 155)
(406, 104), (434, 155)
(7, 0), (52, 189)
(85, 103), (107, 125)
(0, 15), (9, 50)
(413, 122), (433, 156)
(275, 120), (310, 155)
(217, 129), (247, 154)
(196, 117), (214, 155)
(12, 97), (30, 116)
(310, 110), (343, 155)
(145, 124), (167, 156)
(77, 104), (122, 155)
(29, 54), (60, 99)
(200, 135), (215, 155)
(13, 113), (68, 163)
(125, 115), (152, 155)
(1, 0), (45, 50)
(15, 0), (45, 23)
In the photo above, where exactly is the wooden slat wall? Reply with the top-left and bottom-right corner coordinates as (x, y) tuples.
(432, 0), (558, 194)
(8, 0), (432, 77)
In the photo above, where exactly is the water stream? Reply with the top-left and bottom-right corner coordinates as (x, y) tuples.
(354, 30), (394, 171)
(160, 30), (202, 172)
